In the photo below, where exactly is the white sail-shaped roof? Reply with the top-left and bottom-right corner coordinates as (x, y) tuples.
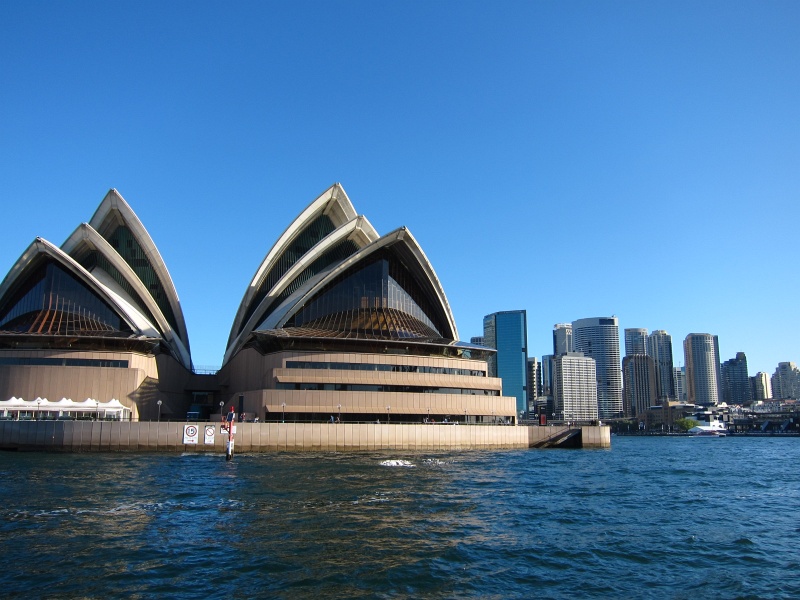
(61, 223), (192, 369)
(224, 215), (379, 363)
(83, 189), (191, 360)
(223, 185), (459, 365)
(260, 227), (458, 339)
(227, 183), (378, 349)
(0, 237), (162, 339)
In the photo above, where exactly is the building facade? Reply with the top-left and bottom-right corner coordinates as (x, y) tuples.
(751, 371), (772, 401)
(721, 352), (752, 405)
(540, 354), (554, 416)
(483, 311), (528, 416)
(572, 316), (622, 419)
(553, 352), (598, 422)
(553, 323), (572, 356)
(771, 362), (800, 400)
(647, 330), (675, 402)
(674, 366), (686, 402)
(527, 356), (541, 411)
(622, 354), (658, 417)
(683, 333), (722, 407)
(624, 328), (648, 357)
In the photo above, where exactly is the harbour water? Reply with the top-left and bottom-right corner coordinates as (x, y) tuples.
(2, 436), (798, 599)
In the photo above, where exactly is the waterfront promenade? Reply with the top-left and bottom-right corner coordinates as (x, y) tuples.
(0, 421), (610, 452)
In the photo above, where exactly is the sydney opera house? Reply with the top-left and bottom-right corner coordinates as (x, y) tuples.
(0, 184), (518, 424)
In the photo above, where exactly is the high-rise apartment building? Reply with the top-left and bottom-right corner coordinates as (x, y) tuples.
(553, 323), (572, 356)
(623, 354), (658, 417)
(483, 311), (528, 415)
(647, 330), (675, 402)
(527, 357), (541, 411)
(470, 336), (485, 346)
(771, 362), (800, 400)
(683, 333), (722, 406)
(572, 316), (622, 419)
(553, 352), (598, 422)
(721, 352), (751, 405)
(624, 328), (648, 357)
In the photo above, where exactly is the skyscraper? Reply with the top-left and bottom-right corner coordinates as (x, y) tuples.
(553, 323), (572, 356)
(683, 333), (722, 406)
(483, 311), (528, 415)
(541, 354), (554, 416)
(721, 352), (751, 405)
(622, 354), (658, 417)
(751, 372), (772, 401)
(624, 328), (648, 356)
(647, 330), (675, 402)
(553, 352), (598, 422)
(674, 366), (686, 402)
(527, 357), (541, 411)
(572, 316), (622, 419)
(771, 362), (800, 400)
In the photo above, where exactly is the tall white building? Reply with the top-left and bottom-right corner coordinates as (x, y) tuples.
(553, 351), (598, 422)
(624, 328), (648, 356)
(572, 316), (622, 419)
(553, 323), (572, 356)
(647, 330), (675, 401)
(683, 333), (722, 406)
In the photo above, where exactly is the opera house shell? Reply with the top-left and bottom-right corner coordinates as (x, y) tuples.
(1, 184), (518, 425)
(0, 190), (194, 420)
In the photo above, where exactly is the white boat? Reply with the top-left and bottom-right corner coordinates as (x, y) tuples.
(688, 419), (728, 437)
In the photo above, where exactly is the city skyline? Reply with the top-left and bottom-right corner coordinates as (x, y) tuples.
(1, 2), (798, 374)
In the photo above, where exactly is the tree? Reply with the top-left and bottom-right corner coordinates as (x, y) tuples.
(674, 418), (698, 432)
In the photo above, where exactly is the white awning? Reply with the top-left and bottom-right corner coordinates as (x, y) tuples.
(1, 397), (132, 415)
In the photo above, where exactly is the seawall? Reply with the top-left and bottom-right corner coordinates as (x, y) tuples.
(0, 421), (610, 452)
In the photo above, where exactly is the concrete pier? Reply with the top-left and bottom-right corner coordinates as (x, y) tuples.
(0, 421), (610, 452)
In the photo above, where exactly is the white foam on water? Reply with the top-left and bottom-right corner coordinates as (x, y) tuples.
(380, 459), (415, 467)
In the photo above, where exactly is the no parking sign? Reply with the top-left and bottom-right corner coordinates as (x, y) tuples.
(183, 424), (199, 444)
(204, 425), (215, 445)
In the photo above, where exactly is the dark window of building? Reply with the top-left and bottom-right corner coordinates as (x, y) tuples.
(0, 259), (131, 335)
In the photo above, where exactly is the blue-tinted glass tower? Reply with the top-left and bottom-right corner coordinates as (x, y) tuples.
(483, 310), (528, 416)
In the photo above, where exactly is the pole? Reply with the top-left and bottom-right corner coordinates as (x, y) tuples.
(225, 406), (236, 461)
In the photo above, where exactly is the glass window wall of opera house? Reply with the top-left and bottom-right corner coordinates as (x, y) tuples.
(0, 184), (517, 424)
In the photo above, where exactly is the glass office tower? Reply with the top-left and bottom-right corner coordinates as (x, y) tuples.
(483, 311), (528, 415)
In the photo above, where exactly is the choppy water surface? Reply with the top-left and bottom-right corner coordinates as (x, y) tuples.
(2, 436), (799, 599)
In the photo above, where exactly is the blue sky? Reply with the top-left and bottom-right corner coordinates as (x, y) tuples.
(1, 1), (797, 374)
